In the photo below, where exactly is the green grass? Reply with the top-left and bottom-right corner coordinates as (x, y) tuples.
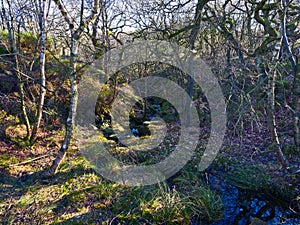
(224, 165), (272, 190)
(0, 109), (226, 224)
(0, 153), (17, 168)
(223, 164), (296, 207)
(107, 169), (224, 224)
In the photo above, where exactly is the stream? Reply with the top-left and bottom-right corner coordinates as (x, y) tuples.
(116, 99), (299, 224)
(197, 175), (300, 225)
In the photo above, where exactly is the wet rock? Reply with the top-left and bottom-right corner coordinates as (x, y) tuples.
(136, 124), (151, 136)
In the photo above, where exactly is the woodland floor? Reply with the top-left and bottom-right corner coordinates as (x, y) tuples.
(0, 109), (299, 224)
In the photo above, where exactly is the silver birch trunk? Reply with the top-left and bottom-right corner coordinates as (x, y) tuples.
(30, 0), (47, 142)
(48, 31), (78, 174)
(47, 0), (99, 175)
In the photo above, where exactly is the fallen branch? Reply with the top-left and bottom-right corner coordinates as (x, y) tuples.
(9, 154), (53, 167)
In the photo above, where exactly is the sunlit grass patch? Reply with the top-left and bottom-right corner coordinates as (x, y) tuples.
(140, 187), (190, 224)
(11, 172), (107, 223)
(57, 155), (92, 173)
(0, 148), (225, 225)
(172, 169), (224, 221)
(186, 185), (224, 221)
(109, 179), (224, 224)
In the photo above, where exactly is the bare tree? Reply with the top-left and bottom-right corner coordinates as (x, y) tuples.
(1, 0), (31, 137)
(46, 0), (100, 175)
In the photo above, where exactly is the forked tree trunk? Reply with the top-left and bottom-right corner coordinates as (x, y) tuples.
(189, 0), (209, 51)
(46, 0), (99, 175)
(291, 62), (300, 152)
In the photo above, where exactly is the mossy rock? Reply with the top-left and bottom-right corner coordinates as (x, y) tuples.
(4, 124), (31, 147)
(129, 114), (145, 126)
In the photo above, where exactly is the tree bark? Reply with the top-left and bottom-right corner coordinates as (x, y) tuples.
(2, 0), (31, 138)
(267, 67), (290, 168)
(47, 0), (99, 175)
(280, 0), (299, 152)
(189, 0), (209, 50)
(256, 51), (290, 168)
(186, 0), (209, 125)
(48, 31), (78, 175)
(30, 0), (47, 142)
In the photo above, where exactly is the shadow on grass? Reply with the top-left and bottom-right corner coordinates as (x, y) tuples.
(0, 166), (97, 202)
(50, 211), (151, 225)
(0, 165), (101, 224)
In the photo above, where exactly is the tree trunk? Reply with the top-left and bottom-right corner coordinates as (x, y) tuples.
(2, 0), (31, 138)
(256, 45), (290, 168)
(47, 0), (99, 175)
(291, 62), (300, 152)
(48, 31), (78, 175)
(186, 0), (209, 125)
(266, 68), (290, 167)
(189, 0), (209, 50)
(30, 0), (47, 142)
(280, 0), (299, 152)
